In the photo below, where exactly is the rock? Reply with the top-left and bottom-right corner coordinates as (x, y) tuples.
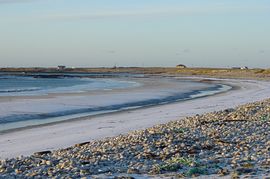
(75, 142), (90, 147)
(127, 168), (140, 174)
(218, 168), (229, 176)
(236, 167), (254, 174)
(2, 98), (270, 178)
(34, 150), (52, 156)
(114, 176), (135, 179)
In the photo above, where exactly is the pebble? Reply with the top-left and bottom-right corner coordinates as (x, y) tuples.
(0, 99), (270, 178)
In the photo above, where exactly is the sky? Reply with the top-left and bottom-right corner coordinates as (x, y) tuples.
(0, 0), (269, 68)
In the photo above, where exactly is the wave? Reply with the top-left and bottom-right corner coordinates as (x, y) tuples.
(0, 87), (41, 93)
(0, 76), (139, 96)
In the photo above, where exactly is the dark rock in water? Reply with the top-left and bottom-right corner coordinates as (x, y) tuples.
(33, 150), (52, 156)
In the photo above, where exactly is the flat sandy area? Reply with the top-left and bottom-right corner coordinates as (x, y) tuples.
(0, 77), (270, 159)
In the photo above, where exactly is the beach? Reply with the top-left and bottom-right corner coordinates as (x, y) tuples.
(2, 0), (270, 177)
(0, 75), (270, 178)
(0, 77), (269, 158)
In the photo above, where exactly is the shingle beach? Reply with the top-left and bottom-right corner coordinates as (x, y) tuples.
(1, 98), (269, 178)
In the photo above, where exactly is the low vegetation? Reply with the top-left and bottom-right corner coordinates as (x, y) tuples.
(1, 67), (270, 79)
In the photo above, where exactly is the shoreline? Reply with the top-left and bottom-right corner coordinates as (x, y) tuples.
(0, 77), (270, 159)
(0, 77), (269, 178)
(0, 77), (228, 133)
(0, 82), (232, 135)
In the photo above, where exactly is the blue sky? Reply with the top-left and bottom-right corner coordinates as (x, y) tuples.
(0, 0), (269, 68)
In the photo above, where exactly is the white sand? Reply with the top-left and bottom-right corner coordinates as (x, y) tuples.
(0, 77), (270, 159)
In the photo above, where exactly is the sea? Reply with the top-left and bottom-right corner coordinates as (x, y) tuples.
(0, 72), (231, 132)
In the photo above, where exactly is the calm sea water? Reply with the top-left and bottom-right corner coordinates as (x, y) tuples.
(0, 73), (231, 132)
(0, 74), (137, 96)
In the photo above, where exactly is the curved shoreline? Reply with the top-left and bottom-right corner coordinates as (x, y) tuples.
(0, 77), (270, 159)
(0, 77), (228, 133)
(0, 83), (231, 135)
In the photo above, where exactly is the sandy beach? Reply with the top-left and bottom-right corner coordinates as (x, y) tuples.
(0, 77), (270, 159)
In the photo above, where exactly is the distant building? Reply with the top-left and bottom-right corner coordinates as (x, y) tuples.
(241, 66), (248, 70)
(232, 66), (248, 70)
(176, 64), (187, 69)
(57, 66), (66, 70)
